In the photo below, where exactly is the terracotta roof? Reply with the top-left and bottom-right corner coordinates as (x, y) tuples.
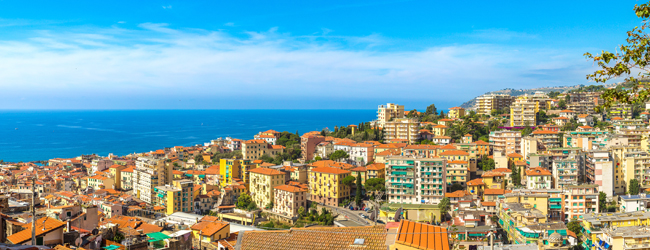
(474, 140), (489, 145)
(514, 160), (528, 166)
(7, 217), (66, 244)
(244, 139), (268, 144)
(439, 150), (469, 156)
(560, 109), (575, 113)
(350, 166), (367, 172)
(467, 178), (485, 186)
(274, 185), (307, 193)
(553, 117), (570, 120)
(191, 221), (229, 236)
(365, 163), (385, 171)
(578, 126), (593, 129)
(531, 130), (557, 135)
(612, 117), (624, 120)
(506, 153), (523, 158)
(248, 168), (284, 176)
(577, 114), (590, 118)
(376, 149), (400, 156)
(239, 226), (386, 250)
(310, 166), (351, 175)
(525, 167), (552, 176)
(484, 189), (507, 195)
(445, 190), (469, 198)
(481, 171), (505, 178)
(450, 107), (463, 110)
(481, 201), (496, 207)
(395, 220), (449, 250)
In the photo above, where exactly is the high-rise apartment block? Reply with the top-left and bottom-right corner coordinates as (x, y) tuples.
(377, 103), (405, 128)
(476, 94), (514, 115)
(386, 157), (446, 204)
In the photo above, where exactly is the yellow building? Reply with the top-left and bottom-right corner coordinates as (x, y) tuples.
(431, 124), (448, 137)
(582, 211), (650, 250)
(510, 98), (539, 127)
(242, 139), (285, 161)
(466, 178), (485, 197)
(154, 179), (195, 215)
(481, 170), (506, 189)
(109, 165), (126, 190)
(365, 163), (385, 179)
(190, 219), (231, 245)
(309, 166), (351, 206)
(219, 159), (253, 187)
(248, 168), (286, 208)
(448, 107), (466, 119)
(383, 118), (419, 144)
(88, 175), (114, 190)
(377, 103), (405, 128)
(350, 166), (368, 185)
(439, 150), (470, 190)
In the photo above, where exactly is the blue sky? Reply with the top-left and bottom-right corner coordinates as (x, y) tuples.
(0, 0), (643, 110)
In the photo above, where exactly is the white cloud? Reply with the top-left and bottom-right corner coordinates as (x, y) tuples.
(162, 5), (172, 9)
(0, 24), (597, 108)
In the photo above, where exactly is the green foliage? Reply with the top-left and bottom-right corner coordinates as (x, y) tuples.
(364, 178), (386, 192)
(314, 156), (322, 161)
(355, 174), (363, 206)
(329, 150), (350, 162)
(342, 175), (355, 187)
(536, 110), (549, 124)
(276, 131), (301, 147)
(298, 206), (306, 218)
(478, 155), (495, 171)
(599, 192), (607, 212)
(511, 162), (521, 187)
(438, 198), (451, 217)
(557, 99), (567, 109)
(266, 201), (274, 210)
(547, 91), (561, 99)
(567, 220), (582, 236)
(237, 193), (257, 211)
(194, 154), (206, 164)
(630, 179), (641, 195)
(584, 2), (650, 110)
(450, 183), (464, 192)
(112, 231), (124, 242)
(259, 154), (274, 163)
(211, 150), (243, 163)
(425, 104), (437, 115)
(446, 116), (489, 142)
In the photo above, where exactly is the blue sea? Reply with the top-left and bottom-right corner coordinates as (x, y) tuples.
(0, 110), (375, 162)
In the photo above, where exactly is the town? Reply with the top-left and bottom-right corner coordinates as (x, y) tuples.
(0, 86), (647, 250)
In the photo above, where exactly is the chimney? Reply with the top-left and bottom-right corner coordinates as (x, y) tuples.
(67, 219), (71, 231)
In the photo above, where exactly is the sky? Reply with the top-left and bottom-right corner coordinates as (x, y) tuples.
(0, 0), (644, 110)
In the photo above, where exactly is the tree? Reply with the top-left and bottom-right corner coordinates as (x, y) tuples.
(342, 175), (355, 189)
(599, 192), (607, 212)
(355, 174), (363, 206)
(237, 193), (254, 210)
(511, 163), (521, 187)
(314, 156), (322, 161)
(548, 91), (561, 99)
(567, 219), (582, 236)
(478, 155), (495, 171)
(557, 100), (567, 109)
(329, 150), (349, 162)
(584, 2), (650, 110)
(630, 179), (641, 195)
(425, 104), (437, 115)
(450, 183), (464, 192)
(259, 154), (274, 163)
(298, 206), (306, 218)
(364, 178), (386, 192)
(438, 197), (451, 220)
(440, 110), (445, 117)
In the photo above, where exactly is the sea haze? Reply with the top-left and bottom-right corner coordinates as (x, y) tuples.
(0, 110), (375, 162)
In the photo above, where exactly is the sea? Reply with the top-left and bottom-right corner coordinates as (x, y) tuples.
(0, 110), (376, 163)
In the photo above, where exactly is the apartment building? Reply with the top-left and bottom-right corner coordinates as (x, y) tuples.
(621, 150), (650, 190)
(439, 150), (470, 190)
(120, 166), (134, 190)
(377, 103), (405, 128)
(242, 139), (285, 161)
(563, 184), (599, 220)
(386, 157), (446, 204)
(448, 107), (465, 119)
(552, 156), (580, 189)
(349, 143), (375, 165)
(365, 163), (385, 179)
(525, 167), (552, 189)
(219, 159), (253, 187)
(315, 141), (333, 160)
(584, 150), (615, 198)
(609, 102), (632, 119)
(249, 167), (286, 209)
(476, 94), (514, 115)
(300, 135), (326, 161)
(489, 130), (522, 155)
(383, 118), (419, 144)
(309, 166), (351, 206)
(273, 184), (308, 218)
(531, 130), (561, 149)
(155, 179), (195, 215)
(134, 157), (173, 204)
(619, 194), (650, 212)
(510, 98), (538, 127)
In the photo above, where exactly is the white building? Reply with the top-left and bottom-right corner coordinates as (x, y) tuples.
(619, 194), (650, 212)
(525, 167), (552, 189)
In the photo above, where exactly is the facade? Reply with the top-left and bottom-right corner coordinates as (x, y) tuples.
(315, 141), (333, 160)
(272, 184), (308, 218)
(531, 130), (561, 149)
(476, 94), (514, 116)
(386, 157), (447, 204)
(525, 167), (552, 189)
(383, 118), (419, 144)
(134, 157), (172, 204)
(249, 168), (286, 208)
(219, 159), (254, 187)
(619, 194), (650, 212)
(301, 135), (326, 161)
(349, 143), (375, 165)
(377, 103), (405, 128)
(563, 184), (599, 221)
(242, 139), (284, 161)
(365, 163), (385, 179)
(309, 166), (351, 206)
(609, 102), (632, 119)
(489, 130), (522, 155)
(155, 179), (195, 215)
(439, 150), (470, 190)
(510, 98), (538, 127)
(552, 156), (580, 189)
(448, 107), (466, 119)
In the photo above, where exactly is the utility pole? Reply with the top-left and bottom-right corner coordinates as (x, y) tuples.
(31, 177), (36, 245)
(490, 226), (495, 250)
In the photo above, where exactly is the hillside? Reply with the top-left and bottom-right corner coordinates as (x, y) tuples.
(459, 83), (621, 110)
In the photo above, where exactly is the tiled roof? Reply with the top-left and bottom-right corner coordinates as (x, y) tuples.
(274, 184), (306, 193)
(484, 189), (506, 195)
(553, 117), (570, 120)
(560, 109), (575, 113)
(506, 153), (523, 158)
(531, 130), (557, 135)
(7, 217), (66, 244)
(474, 140), (489, 145)
(239, 226), (386, 250)
(311, 166), (351, 175)
(526, 167), (552, 176)
(481, 171), (504, 178)
(467, 178), (485, 186)
(191, 221), (229, 236)
(481, 201), (496, 207)
(445, 190), (469, 198)
(439, 150), (469, 156)
(248, 168), (284, 176)
(395, 220), (449, 250)
(365, 163), (385, 171)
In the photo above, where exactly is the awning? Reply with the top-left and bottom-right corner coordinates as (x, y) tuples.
(147, 232), (170, 242)
(103, 245), (120, 250)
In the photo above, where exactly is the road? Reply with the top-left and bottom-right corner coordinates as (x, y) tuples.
(322, 204), (370, 225)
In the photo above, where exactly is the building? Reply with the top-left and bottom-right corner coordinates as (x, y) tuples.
(349, 143), (375, 165)
(489, 130), (522, 155)
(448, 107), (466, 119)
(530, 130), (561, 149)
(249, 168), (286, 208)
(238, 225), (387, 250)
(134, 157), (173, 204)
(552, 116), (570, 127)
(563, 184), (599, 220)
(300, 135), (326, 161)
(155, 179), (195, 215)
(219, 159), (252, 187)
(120, 166), (135, 190)
(585, 151), (616, 198)
(439, 150), (470, 190)
(309, 166), (351, 206)
(510, 98), (538, 127)
(7, 217), (66, 245)
(190, 219), (231, 248)
(609, 102), (632, 119)
(476, 94), (515, 116)
(377, 103), (405, 128)
(242, 139), (284, 161)
(383, 118), (419, 144)
(552, 156), (580, 189)
(390, 220), (450, 250)
(525, 167), (552, 189)
(386, 157), (446, 204)
(365, 163), (385, 179)
(272, 184), (308, 218)
(581, 211), (650, 250)
(315, 141), (333, 160)
(619, 194), (650, 212)
(576, 114), (595, 126)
